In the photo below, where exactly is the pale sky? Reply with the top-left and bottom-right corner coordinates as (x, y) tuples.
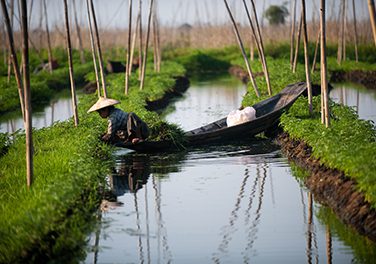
(2, 0), (371, 30)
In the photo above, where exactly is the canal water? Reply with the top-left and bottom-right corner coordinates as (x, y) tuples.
(83, 77), (376, 264)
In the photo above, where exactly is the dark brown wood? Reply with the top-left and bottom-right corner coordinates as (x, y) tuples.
(20, 0), (33, 187)
(118, 82), (307, 152)
(63, 0), (79, 127)
(1, 0), (25, 120)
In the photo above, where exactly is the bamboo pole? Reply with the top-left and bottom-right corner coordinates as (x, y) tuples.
(292, 11), (303, 73)
(290, 0), (297, 69)
(369, 0), (376, 46)
(1, 0), (25, 120)
(63, 0), (79, 127)
(352, 0), (358, 62)
(86, 0), (101, 97)
(139, 0), (154, 90)
(152, 1), (161, 72)
(129, 14), (140, 77)
(301, 0), (313, 114)
(223, 0), (260, 97)
(125, 0), (133, 95)
(138, 0), (143, 80)
(43, 0), (53, 73)
(337, 0), (345, 64)
(6, 0), (14, 83)
(311, 30), (320, 73)
(320, 0), (330, 127)
(20, 0), (33, 188)
(73, 0), (86, 64)
(89, 0), (108, 98)
(248, 0), (272, 95)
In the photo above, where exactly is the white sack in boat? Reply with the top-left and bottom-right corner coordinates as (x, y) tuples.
(226, 106), (256, 127)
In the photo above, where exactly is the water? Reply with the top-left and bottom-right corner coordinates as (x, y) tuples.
(84, 77), (376, 263)
(0, 92), (74, 133)
(330, 82), (376, 124)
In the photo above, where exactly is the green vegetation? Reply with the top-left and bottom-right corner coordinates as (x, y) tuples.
(0, 44), (375, 260)
(280, 96), (376, 207)
(0, 55), (187, 261)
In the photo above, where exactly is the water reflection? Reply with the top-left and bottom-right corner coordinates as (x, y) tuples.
(84, 77), (376, 263)
(330, 83), (376, 123)
(0, 96), (73, 133)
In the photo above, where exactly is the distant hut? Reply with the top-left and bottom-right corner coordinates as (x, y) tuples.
(178, 23), (192, 47)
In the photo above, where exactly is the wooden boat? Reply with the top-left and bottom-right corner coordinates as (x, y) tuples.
(115, 82), (307, 152)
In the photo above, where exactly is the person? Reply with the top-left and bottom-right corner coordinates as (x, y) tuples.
(87, 97), (149, 144)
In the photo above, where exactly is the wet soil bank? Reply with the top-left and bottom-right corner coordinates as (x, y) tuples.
(145, 76), (190, 111)
(330, 70), (376, 90)
(277, 132), (376, 243)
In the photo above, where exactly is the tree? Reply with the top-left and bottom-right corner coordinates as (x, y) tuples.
(264, 4), (289, 25)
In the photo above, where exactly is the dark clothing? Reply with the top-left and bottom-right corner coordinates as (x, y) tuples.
(106, 108), (149, 143)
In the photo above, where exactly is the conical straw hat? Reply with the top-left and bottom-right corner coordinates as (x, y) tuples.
(87, 97), (120, 113)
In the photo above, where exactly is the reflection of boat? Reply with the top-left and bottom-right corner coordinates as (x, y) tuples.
(116, 82), (307, 152)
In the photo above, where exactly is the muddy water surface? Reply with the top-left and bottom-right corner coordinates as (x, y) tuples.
(83, 77), (376, 264)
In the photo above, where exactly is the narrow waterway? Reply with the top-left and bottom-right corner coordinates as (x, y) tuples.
(83, 77), (376, 264)
(0, 91), (74, 133)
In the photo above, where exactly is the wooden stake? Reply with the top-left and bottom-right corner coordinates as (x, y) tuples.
(321, 0), (330, 127)
(89, 0), (108, 98)
(223, 0), (260, 97)
(73, 0), (86, 64)
(301, 0), (313, 114)
(369, 0), (376, 46)
(125, 0), (133, 95)
(86, 0), (101, 97)
(290, 0), (297, 69)
(138, 0), (143, 80)
(248, 0), (272, 95)
(292, 10), (303, 73)
(129, 14), (140, 77)
(311, 30), (320, 73)
(1, 0), (25, 120)
(43, 0), (53, 73)
(63, 0), (79, 127)
(337, 0), (345, 64)
(140, 0), (154, 90)
(20, 0), (33, 188)
(6, 0), (14, 84)
(351, 0), (358, 62)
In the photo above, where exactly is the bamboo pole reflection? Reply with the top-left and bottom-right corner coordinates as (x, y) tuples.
(242, 164), (267, 263)
(152, 176), (172, 263)
(326, 225), (332, 264)
(212, 167), (250, 263)
(306, 191), (318, 264)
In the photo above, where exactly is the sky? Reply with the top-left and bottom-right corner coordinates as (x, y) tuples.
(1, 0), (371, 30)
